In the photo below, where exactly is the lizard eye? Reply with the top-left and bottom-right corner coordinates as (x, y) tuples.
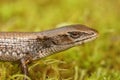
(68, 31), (83, 39)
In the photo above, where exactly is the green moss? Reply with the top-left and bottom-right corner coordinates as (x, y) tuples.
(0, 0), (120, 80)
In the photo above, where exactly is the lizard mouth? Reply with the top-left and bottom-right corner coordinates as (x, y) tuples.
(76, 34), (97, 43)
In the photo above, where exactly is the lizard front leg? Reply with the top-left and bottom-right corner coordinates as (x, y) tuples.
(20, 58), (29, 80)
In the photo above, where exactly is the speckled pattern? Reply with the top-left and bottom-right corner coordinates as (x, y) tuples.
(0, 32), (42, 61)
(0, 24), (98, 62)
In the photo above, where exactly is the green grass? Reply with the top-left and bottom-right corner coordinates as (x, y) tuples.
(0, 0), (120, 80)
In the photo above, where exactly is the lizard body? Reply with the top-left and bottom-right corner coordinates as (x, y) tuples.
(0, 24), (98, 79)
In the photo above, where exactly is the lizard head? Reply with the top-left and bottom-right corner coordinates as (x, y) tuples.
(36, 24), (98, 59)
(61, 24), (98, 45)
(41, 24), (98, 46)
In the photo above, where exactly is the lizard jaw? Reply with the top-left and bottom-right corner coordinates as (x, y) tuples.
(59, 31), (98, 46)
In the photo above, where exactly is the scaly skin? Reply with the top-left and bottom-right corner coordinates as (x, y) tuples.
(0, 24), (98, 79)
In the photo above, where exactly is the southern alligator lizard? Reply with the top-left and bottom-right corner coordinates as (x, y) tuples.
(0, 24), (98, 79)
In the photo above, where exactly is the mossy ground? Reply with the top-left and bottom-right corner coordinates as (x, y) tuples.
(0, 0), (120, 80)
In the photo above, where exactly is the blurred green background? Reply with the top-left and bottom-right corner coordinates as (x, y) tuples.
(0, 0), (120, 80)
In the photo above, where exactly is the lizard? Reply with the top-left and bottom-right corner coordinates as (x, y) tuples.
(0, 24), (98, 79)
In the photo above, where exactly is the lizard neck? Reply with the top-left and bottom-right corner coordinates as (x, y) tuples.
(32, 35), (74, 60)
